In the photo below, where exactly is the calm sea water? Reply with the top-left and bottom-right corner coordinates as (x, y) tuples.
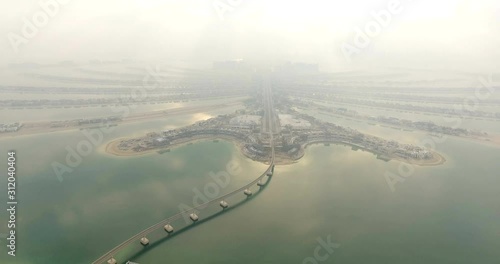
(132, 140), (500, 264)
(1, 117), (499, 264)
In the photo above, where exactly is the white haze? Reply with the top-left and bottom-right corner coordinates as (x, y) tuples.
(0, 0), (498, 72)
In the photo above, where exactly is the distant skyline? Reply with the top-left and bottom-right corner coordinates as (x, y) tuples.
(1, 0), (499, 72)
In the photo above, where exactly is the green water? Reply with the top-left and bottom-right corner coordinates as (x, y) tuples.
(133, 140), (500, 264)
(1, 119), (499, 263)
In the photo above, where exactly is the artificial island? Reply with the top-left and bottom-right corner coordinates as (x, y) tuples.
(105, 78), (445, 167)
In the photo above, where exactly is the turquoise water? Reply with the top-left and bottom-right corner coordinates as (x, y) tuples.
(1, 116), (499, 263)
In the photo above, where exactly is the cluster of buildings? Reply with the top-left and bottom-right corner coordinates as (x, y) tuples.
(117, 138), (151, 152)
(286, 122), (434, 161)
(77, 116), (121, 125)
(279, 114), (311, 130)
(280, 99), (436, 162)
(372, 116), (473, 136)
(116, 114), (262, 155)
(287, 92), (500, 120)
(49, 116), (121, 128)
(278, 108), (435, 161)
(325, 97), (500, 120)
(0, 90), (245, 109)
(114, 93), (436, 163)
(314, 105), (483, 136)
(0, 123), (23, 133)
(394, 144), (433, 159)
(228, 115), (261, 130)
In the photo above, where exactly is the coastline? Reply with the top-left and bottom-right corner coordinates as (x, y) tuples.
(393, 151), (446, 166)
(0, 101), (245, 139)
(315, 110), (500, 147)
(104, 134), (248, 157)
(302, 140), (446, 166)
(104, 136), (446, 167)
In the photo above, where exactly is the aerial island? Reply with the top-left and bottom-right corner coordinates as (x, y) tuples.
(105, 95), (446, 166)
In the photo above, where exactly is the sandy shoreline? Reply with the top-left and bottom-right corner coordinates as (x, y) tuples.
(317, 111), (500, 147)
(0, 101), (245, 139)
(394, 151), (446, 166)
(104, 134), (248, 157)
(302, 141), (446, 166)
(104, 136), (447, 167)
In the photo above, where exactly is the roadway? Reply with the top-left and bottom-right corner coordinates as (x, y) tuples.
(93, 76), (278, 264)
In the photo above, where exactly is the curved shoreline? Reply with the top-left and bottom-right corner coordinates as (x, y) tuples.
(301, 140), (446, 166)
(104, 136), (446, 166)
(104, 134), (247, 157)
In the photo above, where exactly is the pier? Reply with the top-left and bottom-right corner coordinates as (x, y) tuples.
(93, 75), (277, 264)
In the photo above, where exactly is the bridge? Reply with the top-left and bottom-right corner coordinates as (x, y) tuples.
(93, 75), (277, 264)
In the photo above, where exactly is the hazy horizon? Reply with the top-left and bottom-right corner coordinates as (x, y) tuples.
(1, 0), (499, 73)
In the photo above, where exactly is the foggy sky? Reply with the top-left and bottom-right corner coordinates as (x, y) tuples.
(1, 0), (499, 72)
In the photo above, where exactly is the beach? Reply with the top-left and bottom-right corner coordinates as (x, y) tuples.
(105, 135), (447, 167)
